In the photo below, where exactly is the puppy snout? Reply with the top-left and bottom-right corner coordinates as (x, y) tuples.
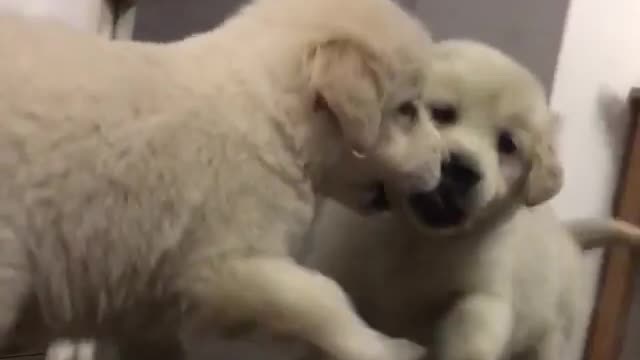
(404, 153), (480, 228)
(411, 140), (445, 192)
(441, 152), (481, 194)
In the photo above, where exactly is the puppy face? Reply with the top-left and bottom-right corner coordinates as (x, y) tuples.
(397, 40), (562, 234)
(290, 0), (443, 214)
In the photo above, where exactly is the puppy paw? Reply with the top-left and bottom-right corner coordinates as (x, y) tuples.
(380, 337), (426, 360)
(331, 328), (425, 360)
(46, 340), (97, 360)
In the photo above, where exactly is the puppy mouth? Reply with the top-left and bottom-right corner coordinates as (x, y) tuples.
(407, 185), (468, 228)
(361, 181), (390, 212)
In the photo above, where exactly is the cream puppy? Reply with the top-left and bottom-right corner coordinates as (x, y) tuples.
(0, 0), (443, 359)
(307, 199), (640, 360)
(305, 40), (577, 360)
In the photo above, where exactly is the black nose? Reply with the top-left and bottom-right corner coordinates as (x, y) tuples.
(405, 153), (480, 229)
(441, 153), (481, 194)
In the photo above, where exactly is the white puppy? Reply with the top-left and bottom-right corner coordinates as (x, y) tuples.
(304, 40), (600, 360)
(0, 1), (443, 359)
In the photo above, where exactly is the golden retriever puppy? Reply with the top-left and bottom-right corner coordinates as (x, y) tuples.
(304, 40), (581, 360)
(0, 0), (443, 359)
(307, 199), (640, 360)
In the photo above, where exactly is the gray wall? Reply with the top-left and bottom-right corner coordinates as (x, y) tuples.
(415, 0), (570, 92)
(133, 0), (242, 41)
(133, 0), (417, 41)
(134, 0), (569, 91)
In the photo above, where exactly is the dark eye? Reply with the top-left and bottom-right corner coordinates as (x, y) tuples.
(397, 101), (418, 120)
(497, 130), (518, 154)
(429, 103), (458, 125)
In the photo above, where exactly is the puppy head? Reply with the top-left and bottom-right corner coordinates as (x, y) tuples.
(396, 40), (562, 234)
(282, 0), (444, 214)
(227, 0), (442, 214)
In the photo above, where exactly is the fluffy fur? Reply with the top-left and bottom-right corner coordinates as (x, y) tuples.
(0, 1), (443, 359)
(308, 200), (640, 360)
(40, 216), (640, 360)
(303, 40), (588, 360)
(61, 41), (640, 360)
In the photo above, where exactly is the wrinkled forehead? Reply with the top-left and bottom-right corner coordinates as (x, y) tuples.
(380, 34), (433, 99)
(496, 84), (551, 133)
(429, 49), (551, 133)
(385, 60), (429, 104)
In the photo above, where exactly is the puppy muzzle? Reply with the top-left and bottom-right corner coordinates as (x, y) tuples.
(407, 153), (481, 228)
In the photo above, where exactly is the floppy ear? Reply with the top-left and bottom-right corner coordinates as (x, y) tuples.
(306, 39), (385, 154)
(524, 132), (563, 206)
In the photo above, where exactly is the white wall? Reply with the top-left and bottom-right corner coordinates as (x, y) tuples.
(0, 0), (113, 35)
(0, 0), (136, 40)
(549, 0), (640, 358)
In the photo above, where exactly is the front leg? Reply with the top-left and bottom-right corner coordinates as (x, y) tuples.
(183, 256), (425, 360)
(436, 294), (512, 360)
(45, 340), (98, 360)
